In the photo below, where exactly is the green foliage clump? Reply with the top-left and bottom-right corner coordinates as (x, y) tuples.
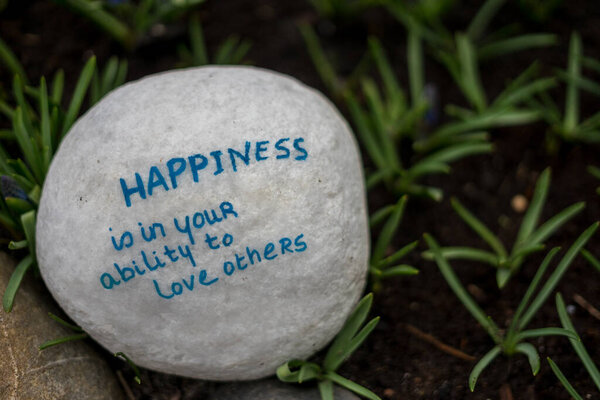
(277, 293), (381, 400)
(424, 223), (597, 392)
(422, 168), (585, 287)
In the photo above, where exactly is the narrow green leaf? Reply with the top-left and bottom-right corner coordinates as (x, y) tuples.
(370, 204), (394, 228)
(515, 168), (550, 245)
(456, 33), (487, 112)
(298, 362), (320, 383)
(188, 15), (208, 65)
(515, 342), (540, 375)
(469, 345), (502, 392)
(318, 380), (335, 400)
(53, 0), (132, 47)
(323, 293), (374, 371)
(299, 24), (339, 96)
(62, 56), (96, 136)
(277, 361), (303, 383)
(21, 210), (36, 259)
(524, 202), (585, 249)
(345, 94), (388, 171)
(39, 77), (52, 173)
(51, 69), (65, 106)
(0, 36), (28, 84)
(12, 107), (42, 183)
(329, 317), (379, 372)
(564, 32), (582, 136)
(100, 56), (119, 95)
(39, 333), (89, 350)
(515, 327), (578, 342)
(422, 246), (499, 266)
(114, 352), (142, 384)
(416, 142), (492, 167)
(519, 223), (598, 331)
(467, 0), (506, 42)
(361, 79), (401, 171)
(478, 34), (557, 60)
(8, 240), (27, 250)
(424, 234), (501, 342)
(496, 267), (512, 288)
(327, 372), (382, 400)
(5, 197), (33, 214)
(510, 243), (545, 261)
(368, 37), (404, 109)
(372, 196), (407, 264)
(451, 198), (507, 259)
(2, 254), (33, 312)
(407, 29), (424, 107)
(581, 249), (600, 273)
(547, 357), (584, 400)
(48, 312), (84, 332)
(376, 240), (419, 267)
(556, 293), (600, 391)
(493, 77), (556, 110)
(380, 265), (419, 277)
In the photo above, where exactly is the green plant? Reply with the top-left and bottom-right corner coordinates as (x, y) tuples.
(0, 48), (126, 312)
(384, 0), (556, 153)
(548, 293), (600, 399)
(581, 248), (600, 275)
(389, 0), (557, 64)
(52, 0), (205, 49)
(422, 168), (585, 287)
(301, 24), (493, 201)
(530, 33), (600, 151)
(277, 293), (381, 400)
(424, 222), (598, 392)
(177, 15), (252, 67)
(369, 196), (419, 291)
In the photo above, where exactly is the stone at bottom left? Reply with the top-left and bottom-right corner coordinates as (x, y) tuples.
(0, 252), (125, 400)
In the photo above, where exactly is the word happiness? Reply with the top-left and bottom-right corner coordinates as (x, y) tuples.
(119, 137), (308, 207)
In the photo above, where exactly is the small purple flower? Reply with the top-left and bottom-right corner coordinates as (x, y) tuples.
(1, 175), (28, 200)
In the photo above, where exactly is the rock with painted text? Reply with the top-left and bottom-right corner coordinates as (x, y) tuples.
(36, 66), (369, 380)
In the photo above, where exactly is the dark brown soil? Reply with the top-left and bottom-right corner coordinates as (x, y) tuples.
(2, 1), (600, 399)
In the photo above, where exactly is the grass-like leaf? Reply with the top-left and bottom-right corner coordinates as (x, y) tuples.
(556, 293), (600, 391)
(39, 333), (89, 350)
(469, 345), (502, 392)
(451, 197), (507, 259)
(581, 249), (600, 273)
(547, 357), (584, 400)
(372, 196), (407, 264)
(323, 293), (377, 371)
(518, 223), (598, 331)
(2, 254), (33, 312)
(115, 352), (142, 384)
(62, 56), (96, 137)
(515, 342), (540, 375)
(424, 234), (500, 342)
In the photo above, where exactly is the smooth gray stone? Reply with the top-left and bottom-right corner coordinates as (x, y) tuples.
(212, 380), (360, 400)
(36, 66), (369, 380)
(0, 252), (125, 400)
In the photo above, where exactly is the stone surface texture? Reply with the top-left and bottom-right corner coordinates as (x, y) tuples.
(0, 252), (125, 400)
(36, 66), (369, 380)
(212, 380), (360, 400)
